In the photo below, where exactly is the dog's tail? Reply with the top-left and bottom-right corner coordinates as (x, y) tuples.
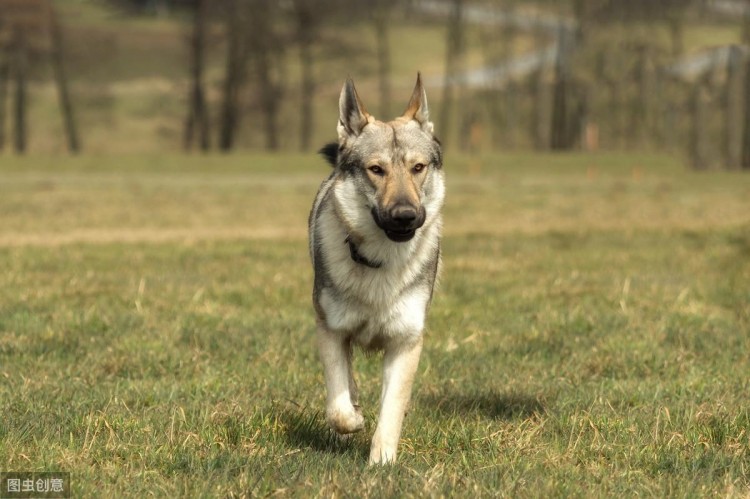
(318, 143), (338, 168)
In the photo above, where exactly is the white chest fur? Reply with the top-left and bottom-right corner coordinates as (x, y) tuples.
(313, 190), (440, 349)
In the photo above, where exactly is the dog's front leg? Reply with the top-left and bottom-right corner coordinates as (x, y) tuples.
(317, 326), (364, 435)
(369, 336), (423, 465)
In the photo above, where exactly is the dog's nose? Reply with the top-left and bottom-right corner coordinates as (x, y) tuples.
(390, 204), (418, 225)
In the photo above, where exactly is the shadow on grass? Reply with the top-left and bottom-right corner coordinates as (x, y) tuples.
(279, 405), (369, 460)
(421, 389), (545, 420)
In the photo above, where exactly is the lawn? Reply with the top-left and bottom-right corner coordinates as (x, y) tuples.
(1, 152), (749, 496)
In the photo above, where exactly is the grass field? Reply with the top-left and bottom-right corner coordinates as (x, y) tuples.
(1, 152), (749, 496)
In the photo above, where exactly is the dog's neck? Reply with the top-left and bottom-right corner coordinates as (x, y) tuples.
(345, 236), (381, 269)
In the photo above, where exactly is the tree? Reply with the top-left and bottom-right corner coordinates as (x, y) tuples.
(218, 0), (247, 151)
(372, 0), (396, 119)
(49, 3), (80, 153)
(439, 0), (465, 147)
(12, 28), (26, 153)
(246, 0), (285, 151)
(0, 0), (81, 154)
(741, 55), (750, 170)
(723, 45), (743, 169)
(183, 0), (210, 151)
(550, 25), (571, 150)
(0, 47), (8, 151)
(689, 76), (709, 170)
(291, 0), (324, 151)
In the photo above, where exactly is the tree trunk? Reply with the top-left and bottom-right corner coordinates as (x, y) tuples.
(550, 23), (574, 151)
(50, 5), (81, 153)
(439, 0), (464, 147)
(529, 69), (546, 150)
(550, 62), (568, 150)
(629, 46), (653, 148)
(373, 5), (391, 118)
(740, 56), (750, 170)
(668, 14), (684, 59)
(570, 86), (588, 149)
(743, 7), (750, 46)
(298, 37), (314, 151)
(500, 3), (516, 148)
(0, 59), (8, 152)
(256, 50), (282, 151)
(295, 0), (315, 151)
(184, 0), (210, 151)
(606, 79), (622, 149)
(690, 80), (708, 170)
(530, 22), (551, 151)
(218, 0), (244, 152)
(13, 31), (27, 154)
(249, 0), (284, 151)
(724, 45), (743, 169)
(256, 51), (280, 151)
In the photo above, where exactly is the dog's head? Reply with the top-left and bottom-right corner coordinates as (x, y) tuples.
(325, 74), (444, 243)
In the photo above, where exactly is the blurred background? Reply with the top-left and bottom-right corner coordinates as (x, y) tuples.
(1, 0), (750, 169)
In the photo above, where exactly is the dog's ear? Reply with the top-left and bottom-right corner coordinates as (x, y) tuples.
(338, 78), (369, 142)
(403, 72), (433, 135)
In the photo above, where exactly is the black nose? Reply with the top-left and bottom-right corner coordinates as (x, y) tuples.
(390, 204), (418, 225)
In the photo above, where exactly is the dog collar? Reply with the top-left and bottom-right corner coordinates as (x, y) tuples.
(345, 236), (381, 269)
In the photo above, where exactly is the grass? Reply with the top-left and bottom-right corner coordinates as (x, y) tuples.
(1, 151), (749, 496)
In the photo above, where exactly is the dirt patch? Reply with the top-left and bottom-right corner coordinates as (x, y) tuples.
(0, 227), (307, 248)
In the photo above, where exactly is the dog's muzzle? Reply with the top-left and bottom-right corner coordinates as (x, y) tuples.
(371, 204), (426, 242)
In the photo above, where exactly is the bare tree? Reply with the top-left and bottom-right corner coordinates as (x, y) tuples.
(49, 3), (80, 153)
(0, 51), (8, 151)
(247, 0), (285, 151)
(184, 0), (210, 151)
(439, 0), (465, 146)
(528, 68), (548, 150)
(218, 0), (247, 151)
(291, 0), (324, 151)
(217, 0), (286, 152)
(689, 77), (710, 170)
(0, 0), (82, 154)
(743, 4), (750, 46)
(550, 25), (571, 150)
(12, 28), (26, 154)
(741, 55), (750, 170)
(666, 9), (684, 58)
(739, 6), (750, 169)
(500, 0), (518, 148)
(628, 43), (655, 148)
(723, 45), (743, 169)
(372, 0), (396, 118)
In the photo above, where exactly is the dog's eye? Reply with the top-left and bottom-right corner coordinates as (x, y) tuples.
(412, 163), (426, 174)
(368, 165), (385, 176)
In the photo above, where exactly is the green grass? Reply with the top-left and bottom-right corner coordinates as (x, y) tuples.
(1, 152), (749, 496)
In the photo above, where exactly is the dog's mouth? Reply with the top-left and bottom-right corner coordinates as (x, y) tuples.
(384, 228), (416, 242)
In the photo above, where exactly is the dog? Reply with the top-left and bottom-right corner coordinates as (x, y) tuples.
(308, 73), (445, 464)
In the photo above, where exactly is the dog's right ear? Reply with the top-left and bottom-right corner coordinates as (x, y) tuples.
(338, 78), (369, 142)
(403, 72), (434, 135)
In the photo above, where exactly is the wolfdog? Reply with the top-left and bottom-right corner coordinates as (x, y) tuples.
(308, 74), (445, 464)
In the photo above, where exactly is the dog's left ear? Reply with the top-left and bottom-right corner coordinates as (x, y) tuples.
(403, 72), (433, 135)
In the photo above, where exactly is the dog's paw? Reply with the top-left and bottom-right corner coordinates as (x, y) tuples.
(326, 405), (364, 435)
(368, 441), (397, 465)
